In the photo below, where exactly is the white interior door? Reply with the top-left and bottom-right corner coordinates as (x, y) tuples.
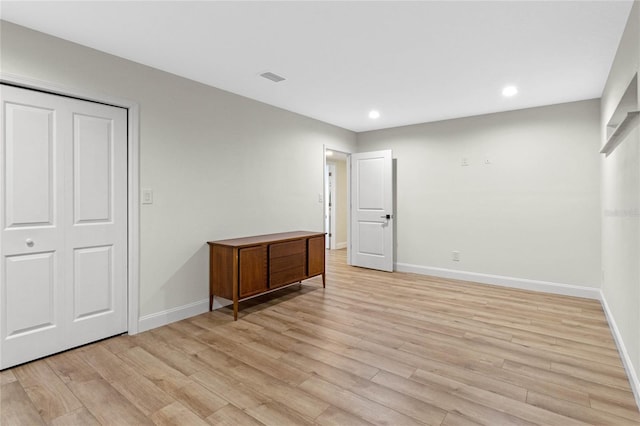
(349, 150), (394, 272)
(1, 85), (128, 369)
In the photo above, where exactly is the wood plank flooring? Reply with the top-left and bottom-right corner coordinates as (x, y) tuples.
(2, 249), (639, 425)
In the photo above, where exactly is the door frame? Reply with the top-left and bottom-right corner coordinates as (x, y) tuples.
(1, 72), (141, 335)
(323, 145), (351, 259)
(324, 162), (336, 250)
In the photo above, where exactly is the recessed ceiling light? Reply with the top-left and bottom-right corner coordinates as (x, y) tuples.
(369, 110), (380, 119)
(502, 86), (518, 97)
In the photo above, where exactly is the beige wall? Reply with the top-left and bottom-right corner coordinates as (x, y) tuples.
(0, 21), (357, 320)
(357, 100), (602, 288)
(600, 1), (640, 401)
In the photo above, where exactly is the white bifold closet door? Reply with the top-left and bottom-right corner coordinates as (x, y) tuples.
(0, 84), (128, 369)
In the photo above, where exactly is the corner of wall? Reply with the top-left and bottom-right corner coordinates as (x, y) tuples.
(600, 290), (640, 409)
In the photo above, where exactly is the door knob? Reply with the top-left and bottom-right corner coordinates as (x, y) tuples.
(26, 239), (34, 247)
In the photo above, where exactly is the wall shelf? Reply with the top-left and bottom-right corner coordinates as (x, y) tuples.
(602, 73), (638, 156)
(601, 110), (640, 155)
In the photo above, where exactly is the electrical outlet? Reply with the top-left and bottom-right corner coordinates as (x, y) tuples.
(452, 251), (460, 262)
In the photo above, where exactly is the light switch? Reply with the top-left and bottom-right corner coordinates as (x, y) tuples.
(142, 189), (153, 204)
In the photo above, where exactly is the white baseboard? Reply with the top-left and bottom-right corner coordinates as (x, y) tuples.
(600, 292), (640, 410)
(137, 298), (212, 333)
(336, 242), (347, 250)
(394, 263), (601, 300)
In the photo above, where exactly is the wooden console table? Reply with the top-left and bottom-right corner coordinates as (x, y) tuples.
(207, 231), (325, 320)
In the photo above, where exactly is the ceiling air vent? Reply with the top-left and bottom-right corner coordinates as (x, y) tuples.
(260, 72), (286, 83)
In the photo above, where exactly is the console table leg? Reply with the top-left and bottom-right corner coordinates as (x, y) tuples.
(209, 295), (214, 311)
(322, 273), (326, 288)
(233, 299), (238, 321)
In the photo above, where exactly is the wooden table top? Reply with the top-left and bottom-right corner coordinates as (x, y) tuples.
(207, 231), (325, 248)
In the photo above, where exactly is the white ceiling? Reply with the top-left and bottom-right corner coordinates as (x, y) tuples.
(0, 1), (634, 132)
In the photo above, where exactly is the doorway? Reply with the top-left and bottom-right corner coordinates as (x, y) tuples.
(324, 146), (395, 272)
(324, 148), (349, 251)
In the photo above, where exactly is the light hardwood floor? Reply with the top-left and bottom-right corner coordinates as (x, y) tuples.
(2, 249), (639, 425)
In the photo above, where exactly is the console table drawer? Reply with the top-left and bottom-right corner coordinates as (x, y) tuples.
(269, 240), (306, 288)
(269, 239), (306, 258)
